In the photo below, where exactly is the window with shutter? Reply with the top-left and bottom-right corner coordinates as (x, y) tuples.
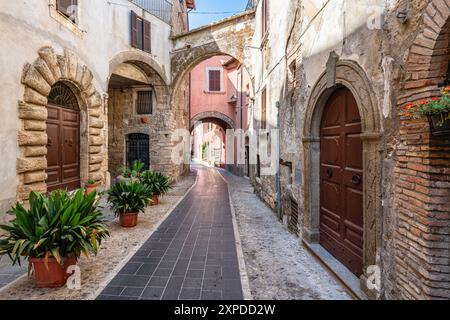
(208, 70), (222, 92)
(136, 91), (153, 115)
(130, 11), (152, 54)
(56, 0), (77, 24)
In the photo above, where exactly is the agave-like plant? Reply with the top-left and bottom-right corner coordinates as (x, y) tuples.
(106, 181), (153, 216)
(140, 171), (171, 196)
(0, 189), (110, 266)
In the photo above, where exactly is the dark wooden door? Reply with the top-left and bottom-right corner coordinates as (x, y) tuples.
(319, 87), (363, 277)
(46, 104), (80, 192)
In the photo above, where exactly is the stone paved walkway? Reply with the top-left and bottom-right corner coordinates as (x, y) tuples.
(98, 166), (244, 300)
(220, 170), (352, 300)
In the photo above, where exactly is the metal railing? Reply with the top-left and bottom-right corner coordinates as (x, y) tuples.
(129, 0), (173, 25)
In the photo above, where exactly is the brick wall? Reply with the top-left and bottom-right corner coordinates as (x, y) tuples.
(395, 0), (450, 299)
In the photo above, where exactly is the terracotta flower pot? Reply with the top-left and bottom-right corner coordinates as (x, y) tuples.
(151, 194), (160, 206)
(85, 182), (100, 195)
(29, 256), (77, 288)
(119, 212), (138, 228)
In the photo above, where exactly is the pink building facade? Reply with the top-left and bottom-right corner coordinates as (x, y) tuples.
(190, 55), (252, 175)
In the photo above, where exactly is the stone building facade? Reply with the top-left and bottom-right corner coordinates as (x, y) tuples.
(0, 0), (193, 216)
(247, 0), (450, 299)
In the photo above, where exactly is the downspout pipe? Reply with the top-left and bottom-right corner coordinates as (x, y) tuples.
(276, 101), (282, 220)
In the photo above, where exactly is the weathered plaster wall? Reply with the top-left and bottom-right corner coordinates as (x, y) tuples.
(0, 0), (175, 209)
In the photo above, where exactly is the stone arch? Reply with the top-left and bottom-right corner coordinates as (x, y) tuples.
(109, 51), (170, 106)
(190, 111), (236, 132)
(18, 46), (105, 201)
(109, 50), (169, 87)
(394, 0), (450, 300)
(302, 59), (382, 296)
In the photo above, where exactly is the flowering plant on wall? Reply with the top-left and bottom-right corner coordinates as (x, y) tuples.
(403, 86), (450, 136)
(402, 86), (450, 118)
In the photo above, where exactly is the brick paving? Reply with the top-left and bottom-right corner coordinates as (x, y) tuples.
(98, 166), (243, 300)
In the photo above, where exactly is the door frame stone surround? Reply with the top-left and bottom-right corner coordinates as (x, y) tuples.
(17, 46), (105, 201)
(302, 58), (382, 296)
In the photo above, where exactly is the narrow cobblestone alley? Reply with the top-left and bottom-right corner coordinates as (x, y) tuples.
(98, 165), (351, 300)
(98, 166), (244, 300)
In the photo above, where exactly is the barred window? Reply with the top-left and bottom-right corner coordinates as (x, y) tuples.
(136, 90), (153, 115)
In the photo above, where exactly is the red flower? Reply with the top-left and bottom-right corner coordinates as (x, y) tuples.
(431, 97), (438, 101)
(403, 103), (414, 110)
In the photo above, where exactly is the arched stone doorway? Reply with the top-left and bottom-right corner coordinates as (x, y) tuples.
(108, 51), (172, 180)
(303, 59), (382, 294)
(18, 46), (105, 201)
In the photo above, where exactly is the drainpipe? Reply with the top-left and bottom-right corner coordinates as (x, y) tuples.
(276, 101), (282, 220)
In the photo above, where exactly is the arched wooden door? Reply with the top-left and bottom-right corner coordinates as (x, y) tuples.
(46, 83), (81, 192)
(320, 87), (364, 276)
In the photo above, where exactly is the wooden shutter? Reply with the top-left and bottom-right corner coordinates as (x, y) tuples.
(131, 11), (138, 48)
(209, 70), (221, 92)
(143, 20), (152, 54)
(261, 88), (267, 129)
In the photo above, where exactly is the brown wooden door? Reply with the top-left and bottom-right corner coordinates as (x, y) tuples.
(320, 87), (363, 277)
(46, 104), (80, 192)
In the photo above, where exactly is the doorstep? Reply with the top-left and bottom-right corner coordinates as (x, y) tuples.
(302, 241), (368, 300)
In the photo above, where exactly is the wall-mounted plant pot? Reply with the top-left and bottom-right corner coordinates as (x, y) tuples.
(428, 112), (450, 136)
(141, 117), (150, 124)
(119, 212), (138, 228)
(29, 256), (77, 288)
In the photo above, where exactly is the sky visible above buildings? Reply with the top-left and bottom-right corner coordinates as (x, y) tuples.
(188, 0), (249, 30)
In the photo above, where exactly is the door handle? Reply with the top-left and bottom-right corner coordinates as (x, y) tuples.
(47, 138), (52, 147)
(326, 168), (333, 178)
(352, 174), (362, 185)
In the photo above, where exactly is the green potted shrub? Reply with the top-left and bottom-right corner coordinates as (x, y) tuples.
(117, 161), (146, 183)
(140, 171), (171, 206)
(0, 190), (110, 288)
(85, 178), (100, 195)
(403, 85), (450, 136)
(107, 181), (152, 228)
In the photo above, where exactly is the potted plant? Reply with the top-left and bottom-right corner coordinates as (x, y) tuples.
(402, 85), (450, 136)
(0, 190), (110, 288)
(85, 179), (100, 195)
(140, 171), (171, 206)
(106, 181), (152, 228)
(116, 160), (146, 183)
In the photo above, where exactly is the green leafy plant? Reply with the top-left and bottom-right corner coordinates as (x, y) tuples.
(119, 160), (146, 179)
(86, 179), (97, 185)
(0, 189), (110, 266)
(140, 171), (171, 196)
(106, 181), (153, 216)
(403, 85), (450, 118)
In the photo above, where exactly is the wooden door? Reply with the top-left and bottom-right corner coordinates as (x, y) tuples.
(46, 104), (80, 192)
(319, 87), (364, 276)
